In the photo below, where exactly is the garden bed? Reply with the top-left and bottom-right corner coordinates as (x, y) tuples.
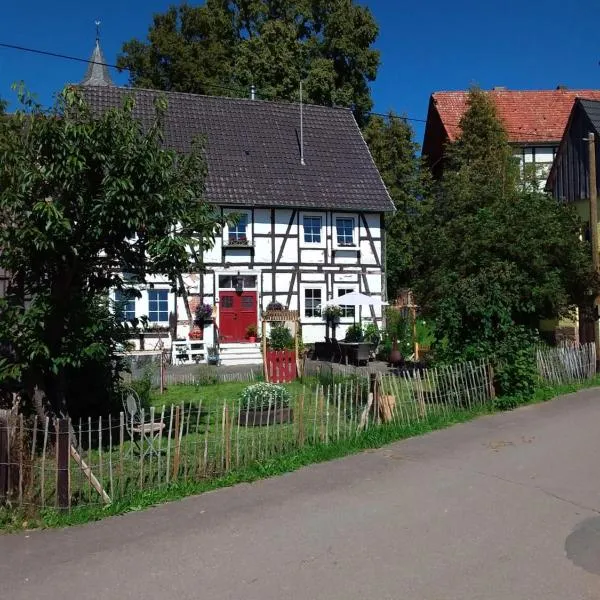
(238, 407), (294, 427)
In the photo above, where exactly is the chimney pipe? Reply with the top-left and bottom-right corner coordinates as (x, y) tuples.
(250, 84), (256, 101)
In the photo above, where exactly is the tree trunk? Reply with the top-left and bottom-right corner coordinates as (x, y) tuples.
(177, 273), (194, 330)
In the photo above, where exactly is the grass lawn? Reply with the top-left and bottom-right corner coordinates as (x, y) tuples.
(150, 379), (311, 409)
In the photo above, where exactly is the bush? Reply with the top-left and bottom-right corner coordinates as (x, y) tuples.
(195, 365), (219, 386)
(239, 382), (290, 411)
(344, 324), (364, 342)
(493, 327), (538, 398)
(362, 323), (380, 345)
(268, 325), (294, 350)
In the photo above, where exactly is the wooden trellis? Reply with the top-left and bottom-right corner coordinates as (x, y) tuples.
(261, 310), (301, 382)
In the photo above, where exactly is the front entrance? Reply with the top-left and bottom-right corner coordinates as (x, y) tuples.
(219, 291), (257, 343)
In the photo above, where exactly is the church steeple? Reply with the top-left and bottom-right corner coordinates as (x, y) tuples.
(81, 21), (113, 87)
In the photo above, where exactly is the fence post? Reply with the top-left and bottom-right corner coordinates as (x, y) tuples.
(487, 362), (496, 400)
(56, 418), (70, 511)
(0, 416), (8, 504)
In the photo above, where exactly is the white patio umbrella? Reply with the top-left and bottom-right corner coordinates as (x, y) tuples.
(321, 291), (388, 309)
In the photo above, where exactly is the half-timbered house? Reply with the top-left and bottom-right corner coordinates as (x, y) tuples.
(81, 86), (394, 364)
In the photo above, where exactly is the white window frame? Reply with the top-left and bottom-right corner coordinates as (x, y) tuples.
(145, 288), (172, 325)
(223, 209), (253, 246)
(334, 284), (356, 322)
(301, 284), (326, 322)
(300, 211), (326, 248)
(332, 213), (358, 250)
(114, 289), (137, 322)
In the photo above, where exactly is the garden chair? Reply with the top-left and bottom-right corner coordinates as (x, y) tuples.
(122, 388), (165, 458)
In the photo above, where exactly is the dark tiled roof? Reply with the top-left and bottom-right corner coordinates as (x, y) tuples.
(578, 98), (600, 132)
(80, 86), (393, 212)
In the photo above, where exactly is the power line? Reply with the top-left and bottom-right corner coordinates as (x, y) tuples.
(0, 40), (584, 142)
(0, 41), (252, 98)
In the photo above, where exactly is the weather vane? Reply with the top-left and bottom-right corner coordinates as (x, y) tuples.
(95, 20), (101, 42)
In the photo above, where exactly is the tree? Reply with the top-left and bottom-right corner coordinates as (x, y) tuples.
(362, 113), (431, 299)
(413, 88), (598, 396)
(0, 87), (222, 416)
(117, 0), (380, 124)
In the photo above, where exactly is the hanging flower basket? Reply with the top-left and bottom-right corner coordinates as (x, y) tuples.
(322, 305), (342, 323)
(194, 303), (213, 325)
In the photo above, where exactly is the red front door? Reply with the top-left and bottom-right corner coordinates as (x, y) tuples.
(219, 291), (257, 342)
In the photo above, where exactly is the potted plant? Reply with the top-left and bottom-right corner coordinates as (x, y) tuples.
(344, 323), (364, 343)
(194, 302), (213, 325)
(238, 383), (293, 426)
(207, 345), (219, 365)
(246, 324), (258, 343)
(189, 328), (203, 340)
(322, 305), (342, 323)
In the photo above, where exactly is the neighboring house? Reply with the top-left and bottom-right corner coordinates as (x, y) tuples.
(422, 87), (600, 183)
(79, 84), (394, 364)
(546, 98), (600, 345)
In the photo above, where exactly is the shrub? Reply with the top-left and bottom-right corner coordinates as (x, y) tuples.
(344, 324), (364, 342)
(195, 365), (219, 386)
(322, 305), (342, 322)
(239, 382), (290, 411)
(268, 325), (294, 350)
(362, 323), (380, 345)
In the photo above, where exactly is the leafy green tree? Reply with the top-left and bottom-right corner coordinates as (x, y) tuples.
(118, 0), (380, 124)
(362, 112), (431, 299)
(413, 88), (598, 396)
(0, 87), (221, 416)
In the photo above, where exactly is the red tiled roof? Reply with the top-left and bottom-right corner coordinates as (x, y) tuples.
(432, 89), (600, 144)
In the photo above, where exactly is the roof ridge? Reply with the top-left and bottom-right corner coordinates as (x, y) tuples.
(90, 84), (354, 113)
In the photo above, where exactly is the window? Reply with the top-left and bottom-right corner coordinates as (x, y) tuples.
(336, 218), (355, 246)
(303, 216), (322, 243)
(115, 290), (136, 321)
(228, 214), (248, 243)
(304, 288), (322, 318)
(337, 288), (355, 319)
(221, 296), (234, 309)
(148, 289), (169, 322)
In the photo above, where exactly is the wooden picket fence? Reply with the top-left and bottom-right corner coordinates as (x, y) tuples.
(536, 342), (596, 385)
(0, 359), (498, 514)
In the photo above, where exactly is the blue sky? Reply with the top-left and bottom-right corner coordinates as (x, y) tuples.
(1, 0), (599, 144)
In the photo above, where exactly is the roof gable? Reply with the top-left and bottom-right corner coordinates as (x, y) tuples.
(80, 86), (394, 213)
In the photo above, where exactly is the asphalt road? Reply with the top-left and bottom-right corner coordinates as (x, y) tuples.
(2, 389), (600, 599)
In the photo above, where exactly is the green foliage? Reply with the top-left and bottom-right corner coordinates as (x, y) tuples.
(239, 382), (290, 411)
(384, 308), (413, 356)
(0, 86), (221, 415)
(344, 324), (364, 342)
(117, 0), (380, 125)
(128, 373), (153, 410)
(362, 323), (380, 345)
(268, 325), (294, 350)
(322, 305), (342, 322)
(195, 365), (219, 386)
(362, 113), (431, 297)
(413, 87), (599, 396)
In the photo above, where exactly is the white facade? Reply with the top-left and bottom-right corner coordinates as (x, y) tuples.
(117, 206), (386, 359)
(514, 144), (558, 185)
